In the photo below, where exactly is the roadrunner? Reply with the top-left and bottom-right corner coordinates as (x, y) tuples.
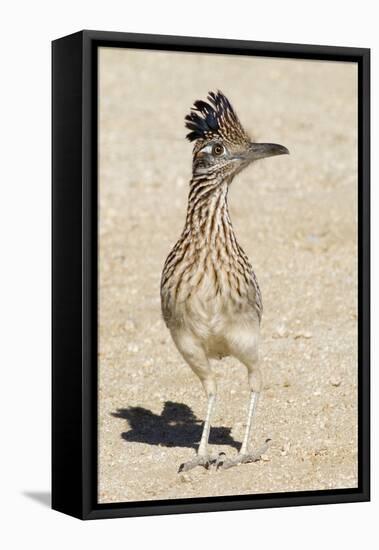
(161, 91), (289, 471)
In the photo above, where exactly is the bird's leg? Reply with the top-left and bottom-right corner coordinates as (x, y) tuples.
(178, 388), (218, 472)
(217, 365), (270, 469)
(240, 390), (259, 455)
(177, 351), (220, 473)
(198, 392), (215, 456)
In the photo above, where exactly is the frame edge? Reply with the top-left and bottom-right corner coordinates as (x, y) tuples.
(52, 31), (86, 520)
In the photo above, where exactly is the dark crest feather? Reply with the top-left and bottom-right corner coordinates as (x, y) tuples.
(185, 90), (240, 142)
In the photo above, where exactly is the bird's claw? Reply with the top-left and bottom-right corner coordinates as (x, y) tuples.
(214, 452), (227, 469)
(216, 453), (261, 470)
(216, 439), (271, 470)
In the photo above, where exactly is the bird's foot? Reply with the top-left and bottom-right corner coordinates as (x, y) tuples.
(216, 439), (271, 470)
(178, 453), (221, 473)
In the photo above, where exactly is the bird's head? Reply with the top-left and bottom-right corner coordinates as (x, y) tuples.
(185, 90), (289, 180)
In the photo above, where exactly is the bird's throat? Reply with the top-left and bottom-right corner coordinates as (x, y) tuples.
(185, 179), (233, 249)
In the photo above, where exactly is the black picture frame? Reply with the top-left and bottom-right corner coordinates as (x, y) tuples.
(52, 30), (370, 520)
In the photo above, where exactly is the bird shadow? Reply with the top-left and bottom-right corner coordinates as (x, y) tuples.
(112, 401), (241, 450)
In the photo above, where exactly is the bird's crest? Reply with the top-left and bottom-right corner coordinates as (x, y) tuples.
(185, 90), (250, 146)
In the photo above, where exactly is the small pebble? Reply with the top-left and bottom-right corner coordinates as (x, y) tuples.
(127, 343), (139, 353)
(314, 448), (328, 456)
(123, 319), (136, 332)
(281, 442), (291, 456)
(272, 323), (289, 339)
(179, 474), (192, 483)
(294, 331), (313, 339)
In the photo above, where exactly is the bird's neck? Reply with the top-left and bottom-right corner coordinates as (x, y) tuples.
(184, 175), (234, 246)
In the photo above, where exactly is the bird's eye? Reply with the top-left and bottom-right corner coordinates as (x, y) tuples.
(213, 144), (224, 156)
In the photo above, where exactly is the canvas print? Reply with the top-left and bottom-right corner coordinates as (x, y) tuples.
(98, 48), (358, 503)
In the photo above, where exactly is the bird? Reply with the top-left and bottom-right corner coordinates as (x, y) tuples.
(160, 90), (289, 472)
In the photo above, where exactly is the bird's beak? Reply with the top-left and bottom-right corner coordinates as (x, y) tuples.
(246, 142), (289, 162)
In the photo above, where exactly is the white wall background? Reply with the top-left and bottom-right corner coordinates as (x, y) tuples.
(0, 1), (376, 548)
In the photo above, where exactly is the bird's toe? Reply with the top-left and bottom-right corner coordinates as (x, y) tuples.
(216, 439), (271, 470)
(178, 453), (220, 473)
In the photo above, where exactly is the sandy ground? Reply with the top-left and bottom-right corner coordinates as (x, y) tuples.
(98, 48), (358, 504)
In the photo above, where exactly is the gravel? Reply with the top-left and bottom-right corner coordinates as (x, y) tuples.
(98, 48), (358, 504)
